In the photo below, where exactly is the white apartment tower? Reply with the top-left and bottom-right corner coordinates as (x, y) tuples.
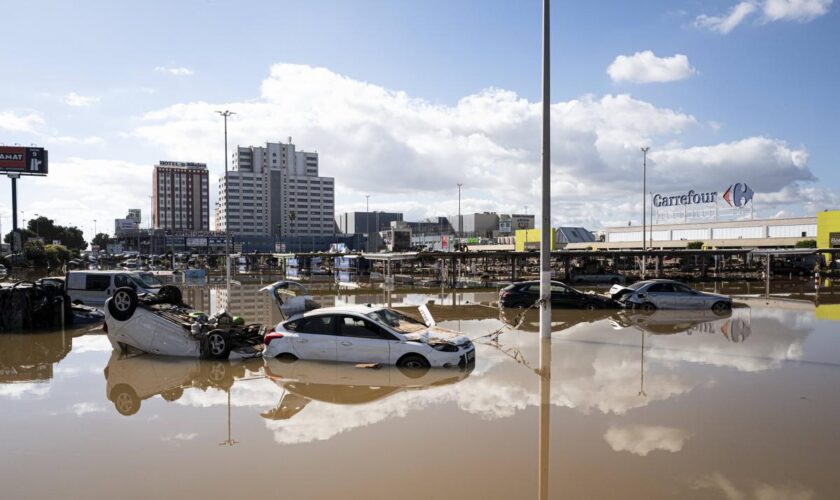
(217, 139), (335, 237)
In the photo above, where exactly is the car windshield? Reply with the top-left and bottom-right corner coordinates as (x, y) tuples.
(366, 308), (427, 334)
(626, 281), (652, 291)
(130, 272), (163, 289)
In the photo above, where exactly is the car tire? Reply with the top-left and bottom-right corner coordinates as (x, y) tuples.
(397, 354), (431, 378)
(110, 384), (140, 416)
(205, 330), (231, 360)
(206, 360), (230, 385)
(582, 302), (601, 311)
(108, 287), (138, 321)
(514, 303), (528, 310)
(712, 301), (731, 314)
(160, 387), (184, 402)
(639, 302), (656, 313)
(156, 285), (182, 305)
(276, 353), (298, 363)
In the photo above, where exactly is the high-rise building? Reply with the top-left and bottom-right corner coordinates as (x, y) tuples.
(153, 161), (209, 231)
(217, 140), (335, 237)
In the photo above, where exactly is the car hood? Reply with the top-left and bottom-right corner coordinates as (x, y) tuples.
(404, 326), (470, 346)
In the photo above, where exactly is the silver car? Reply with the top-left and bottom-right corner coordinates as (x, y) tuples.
(610, 279), (732, 312)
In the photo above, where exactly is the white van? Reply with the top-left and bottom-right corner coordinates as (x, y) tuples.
(66, 270), (163, 305)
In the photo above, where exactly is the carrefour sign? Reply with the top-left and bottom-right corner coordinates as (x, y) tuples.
(653, 183), (754, 208)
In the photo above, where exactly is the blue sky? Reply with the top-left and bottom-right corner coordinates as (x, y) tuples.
(0, 0), (838, 237)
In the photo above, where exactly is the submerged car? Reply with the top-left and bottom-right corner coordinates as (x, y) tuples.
(610, 279), (732, 312)
(104, 284), (266, 359)
(263, 304), (475, 370)
(498, 280), (619, 310)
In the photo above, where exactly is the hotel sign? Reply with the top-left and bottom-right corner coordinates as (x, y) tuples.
(0, 146), (48, 176)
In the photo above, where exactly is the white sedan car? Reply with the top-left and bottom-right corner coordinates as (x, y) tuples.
(263, 305), (475, 370)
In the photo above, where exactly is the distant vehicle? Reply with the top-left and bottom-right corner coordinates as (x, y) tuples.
(498, 280), (619, 310)
(65, 270), (162, 305)
(609, 279), (732, 312)
(570, 270), (626, 285)
(263, 291), (474, 370)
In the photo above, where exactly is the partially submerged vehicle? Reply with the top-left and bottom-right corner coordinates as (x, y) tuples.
(610, 279), (732, 312)
(104, 285), (265, 359)
(262, 298), (476, 370)
(65, 270), (162, 305)
(499, 280), (620, 310)
(1, 280), (104, 331)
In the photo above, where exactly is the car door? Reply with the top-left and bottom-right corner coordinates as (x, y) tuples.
(335, 315), (393, 364)
(287, 315), (338, 361)
(671, 283), (705, 309)
(82, 274), (112, 305)
(645, 283), (676, 309)
(550, 283), (579, 308)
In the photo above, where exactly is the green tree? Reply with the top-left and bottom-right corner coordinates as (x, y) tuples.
(92, 233), (111, 249)
(795, 240), (817, 248)
(687, 241), (704, 249)
(44, 244), (71, 267)
(4, 228), (36, 245)
(23, 241), (48, 267)
(22, 215), (87, 250)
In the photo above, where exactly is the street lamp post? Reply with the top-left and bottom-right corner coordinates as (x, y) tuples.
(457, 183), (463, 250)
(34, 213), (39, 237)
(216, 110), (236, 285)
(365, 195), (370, 253)
(539, 0), (551, 340)
(641, 146), (650, 279)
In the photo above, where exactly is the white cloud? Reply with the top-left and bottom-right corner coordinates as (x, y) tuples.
(63, 92), (100, 107)
(696, 0), (832, 33)
(763, 0), (833, 21)
(604, 425), (691, 456)
(155, 66), (194, 76)
(129, 63), (826, 227)
(72, 402), (105, 416)
(48, 135), (106, 146)
(0, 382), (50, 399)
(0, 110), (45, 133)
(696, 2), (758, 33)
(163, 432), (199, 441)
(691, 472), (815, 500)
(607, 51), (697, 84)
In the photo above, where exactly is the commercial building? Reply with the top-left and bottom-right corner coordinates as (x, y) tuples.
(499, 214), (535, 234)
(152, 161), (209, 231)
(217, 140), (335, 238)
(583, 216), (818, 250)
(337, 211), (403, 235)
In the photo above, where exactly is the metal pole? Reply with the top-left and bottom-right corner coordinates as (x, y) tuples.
(216, 110), (235, 285)
(11, 176), (18, 252)
(365, 195), (370, 253)
(457, 183), (463, 250)
(539, 0), (552, 340)
(641, 147), (649, 279)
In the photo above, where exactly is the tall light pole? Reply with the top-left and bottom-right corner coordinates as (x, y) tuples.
(457, 183), (463, 250)
(34, 213), (40, 237)
(641, 146), (650, 279)
(539, 0), (552, 341)
(216, 110), (236, 283)
(365, 194), (370, 253)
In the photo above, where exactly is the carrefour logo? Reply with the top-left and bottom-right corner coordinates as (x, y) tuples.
(722, 183), (754, 207)
(653, 182), (755, 208)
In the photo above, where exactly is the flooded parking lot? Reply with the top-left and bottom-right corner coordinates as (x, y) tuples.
(2, 281), (840, 499)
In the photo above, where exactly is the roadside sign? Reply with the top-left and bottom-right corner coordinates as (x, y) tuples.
(0, 146), (48, 176)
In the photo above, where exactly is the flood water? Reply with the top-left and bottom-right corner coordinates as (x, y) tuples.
(2, 281), (840, 499)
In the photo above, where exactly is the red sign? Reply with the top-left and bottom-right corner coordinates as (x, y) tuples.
(0, 147), (25, 169)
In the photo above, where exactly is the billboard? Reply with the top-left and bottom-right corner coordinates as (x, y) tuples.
(185, 237), (208, 247)
(0, 146), (48, 176)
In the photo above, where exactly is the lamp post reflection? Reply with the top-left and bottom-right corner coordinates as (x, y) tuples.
(538, 337), (551, 500)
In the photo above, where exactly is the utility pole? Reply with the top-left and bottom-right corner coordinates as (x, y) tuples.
(365, 195), (370, 253)
(539, 0), (552, 340)
(641, 147), (650, 279)
(457, 183), (463, 250)
(216, 110), (236, 285)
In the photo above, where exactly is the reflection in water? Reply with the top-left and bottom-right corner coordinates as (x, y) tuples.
(1, 288), (838, 499)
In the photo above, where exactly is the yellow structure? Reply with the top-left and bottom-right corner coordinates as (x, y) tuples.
(515, 229), (555, 252)
(817, 210), (840, 248)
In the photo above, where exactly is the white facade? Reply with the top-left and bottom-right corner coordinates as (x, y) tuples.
(217, 140), (335, 237)
(594, 216), (817, 249)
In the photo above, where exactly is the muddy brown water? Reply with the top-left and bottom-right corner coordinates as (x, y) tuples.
(2, 281), (839, 499)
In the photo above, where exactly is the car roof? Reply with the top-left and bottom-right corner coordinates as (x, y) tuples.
(292, 304), (387, 319)
(511, 280), (569, 286)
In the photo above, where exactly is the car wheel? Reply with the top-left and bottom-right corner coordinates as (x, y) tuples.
(514, 303), (528, 310)
(206, 361), (230, 385)
(276, 352), (298, 363)
(205, 330), (231, 359)
(160, 387), (184, 402)
(583, 302), (601, 311)
(639, 302), (656, 313)
(108, 287), (138, 321)
(712, 301), (731, 314)
(397, 354), (431, 378)
(110, 384), (140, 416)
